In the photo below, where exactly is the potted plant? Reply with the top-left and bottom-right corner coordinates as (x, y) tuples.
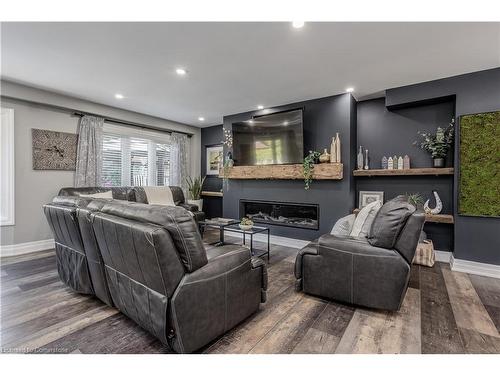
(186, 175), (206, 210)
(415, 120), (454, 167)
(303, 150), (321, 190)
(239, 217), (254, 231)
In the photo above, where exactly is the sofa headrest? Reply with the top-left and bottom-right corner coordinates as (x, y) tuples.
(98, 201), (207, 272)
(52, 195), (91, 208)
(58, 187), (133, 201)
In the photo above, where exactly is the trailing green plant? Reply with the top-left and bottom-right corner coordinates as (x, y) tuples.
(303, 150), (321, 190)
(414, 120), (455, 159)
(405, 192), (424, 209)
(186, 175), (206, 200)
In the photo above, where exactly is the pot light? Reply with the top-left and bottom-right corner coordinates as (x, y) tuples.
(292, 21), (305, 29)
(176, 68), (187, 76)
(283, 121), (289, 126)
(257, 105), (264, 110)
(198, 117), (205, 121)
(345, 87), (354, 93)
(114, 93), (124, 99)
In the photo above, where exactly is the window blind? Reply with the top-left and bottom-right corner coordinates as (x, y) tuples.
(101, 123), (171, 187)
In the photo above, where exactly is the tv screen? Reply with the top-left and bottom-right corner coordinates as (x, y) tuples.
(232, 109), (304, 166)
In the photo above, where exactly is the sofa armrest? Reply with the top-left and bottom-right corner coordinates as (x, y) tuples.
(170, 245), (264, 353)
(179, 202), (199, 212)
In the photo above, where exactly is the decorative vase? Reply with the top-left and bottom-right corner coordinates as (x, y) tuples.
(364, 149), (369, 170)
(424, 191), (443, 215)
(381, 156), (388, 169)
(330, 137), (337, 163)
(187, 199), (203, 211)
(388, 157), (394, 170)
(335, 133), (341, 163)
(319, 148), (330, 163)
(397, 156), (404, 170)
(403, 155), (410, 169)
(433, 158), (445, 168)
(357, 146), (364, 170)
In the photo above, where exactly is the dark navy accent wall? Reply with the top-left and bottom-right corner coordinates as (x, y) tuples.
(356, 98), (455, 252)
(386, 68), (500, 265)
(201, 125), (223, 218)
(222, 93), (356, 241)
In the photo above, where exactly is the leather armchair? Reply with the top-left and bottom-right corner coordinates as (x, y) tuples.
(295, 199), (425, 311)
(90, 201), (267, 353)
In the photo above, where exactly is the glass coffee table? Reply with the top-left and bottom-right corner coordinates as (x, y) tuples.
(199, 218), (240, 246)
(223, 224), (270, 261)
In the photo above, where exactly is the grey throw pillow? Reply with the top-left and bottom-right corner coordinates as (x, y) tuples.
(368, 196), (416, 249)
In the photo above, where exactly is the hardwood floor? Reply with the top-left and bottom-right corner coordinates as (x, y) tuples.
(1, 231), (500, 354)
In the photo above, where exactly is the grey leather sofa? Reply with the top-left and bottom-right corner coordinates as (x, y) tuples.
(58, 186), (206, 223)
(295, 196), (425, 311)
(90, 201), (267, 353)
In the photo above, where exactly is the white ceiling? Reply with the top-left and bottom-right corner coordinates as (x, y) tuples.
(1, 22), (499, 127)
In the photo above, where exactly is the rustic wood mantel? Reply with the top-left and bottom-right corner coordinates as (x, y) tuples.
(219, 163), (343, 180)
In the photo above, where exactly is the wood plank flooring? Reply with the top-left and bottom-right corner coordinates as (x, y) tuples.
(1, 231), (499, 354)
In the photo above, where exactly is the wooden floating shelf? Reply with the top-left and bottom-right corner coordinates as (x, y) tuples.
(353, 208), (454, 224)
(353, 167), (454, 177)
(220, 163), (343, 180)
(201, 191), (223, 197)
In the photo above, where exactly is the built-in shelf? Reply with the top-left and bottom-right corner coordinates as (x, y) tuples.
(353, 167), (454, 177)
(201, 191), (223, 197)
(220, 163), (343, 180)
(353, 208), (454, 224)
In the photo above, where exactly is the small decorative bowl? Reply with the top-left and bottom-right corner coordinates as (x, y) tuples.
(239, 224), (253, 231)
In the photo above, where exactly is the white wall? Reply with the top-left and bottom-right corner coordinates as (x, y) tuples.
(0, 80), (201, 249)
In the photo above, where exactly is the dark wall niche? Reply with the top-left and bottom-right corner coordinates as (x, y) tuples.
(201, 125), (223, 218)
(386, 67), (500, 264)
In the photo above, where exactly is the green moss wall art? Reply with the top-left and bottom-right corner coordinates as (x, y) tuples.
(459, 111), (500, 217)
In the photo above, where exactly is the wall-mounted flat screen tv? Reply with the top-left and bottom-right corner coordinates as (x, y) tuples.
(232, 109), (304, 166)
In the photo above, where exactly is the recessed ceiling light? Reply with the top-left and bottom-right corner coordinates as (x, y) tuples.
(292, 21), (305, 29)
(248, 120), (255, 124)
(114, 93), (124, 99)
(257, 105), (264, 110)
(198, 117), (205, 121)
(345, 87), (354, 93)
(176, 68), (187, 76)
(283, 121), (289, 126)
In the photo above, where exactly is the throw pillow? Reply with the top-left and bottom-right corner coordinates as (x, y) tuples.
(330, 214), (356, 236)
(142, 186), (176, 206)
(350, 200), (382, 237)
(368, 195), (416, 249)
(79, 190), (113, 199)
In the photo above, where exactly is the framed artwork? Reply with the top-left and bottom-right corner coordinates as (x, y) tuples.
(359, 191), (384, 208)
(206, 145), (223, 176)
(32, 128), (78, 170)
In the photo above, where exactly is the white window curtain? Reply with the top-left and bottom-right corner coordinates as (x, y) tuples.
(75, 115), (104, 187)
(101, 123), (173, 187)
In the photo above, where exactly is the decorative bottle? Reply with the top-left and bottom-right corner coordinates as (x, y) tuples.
(334, 133), (341, 163)
(364, 149), (369, 170)
(330, 137), (337, 163)
(319, 148), (330, 163)
(397, 156), (404, 170)
(357, 146), (363, 170)
(381, 156), (388, 169)
(403, 155), (410, 169)
(388, 157), (394, 170)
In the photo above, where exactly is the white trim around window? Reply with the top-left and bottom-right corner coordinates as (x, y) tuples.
(1, 107), (15, 226)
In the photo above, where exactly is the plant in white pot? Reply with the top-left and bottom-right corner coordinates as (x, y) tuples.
(186, 176), (206, 211)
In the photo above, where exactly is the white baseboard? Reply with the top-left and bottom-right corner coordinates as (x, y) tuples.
(434, 250), (452, 263)
(0, 239), (55, 258)
(224, 231), (309, 249)
(450, 254), (500, 279)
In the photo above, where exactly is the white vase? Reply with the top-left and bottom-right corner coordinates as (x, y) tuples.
(187, 199), (203, 211)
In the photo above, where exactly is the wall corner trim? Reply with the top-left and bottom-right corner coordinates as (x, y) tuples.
(450, 254), (500, 279)
(0, 239), (55, 258)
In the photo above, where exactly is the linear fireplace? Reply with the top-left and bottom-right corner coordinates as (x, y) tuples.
(240, 199), (319, 230)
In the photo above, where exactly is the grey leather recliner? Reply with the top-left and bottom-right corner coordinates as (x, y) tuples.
(295, 196), (425, 311)
(89, 201), (267, 353)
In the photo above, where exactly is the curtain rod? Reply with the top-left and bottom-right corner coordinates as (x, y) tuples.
(72, 111), (193, 138)
(0, 94), (193, 138)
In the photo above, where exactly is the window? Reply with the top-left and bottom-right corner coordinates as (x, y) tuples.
(1, 108), (15, 226)
(101, 123), (171, 187)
